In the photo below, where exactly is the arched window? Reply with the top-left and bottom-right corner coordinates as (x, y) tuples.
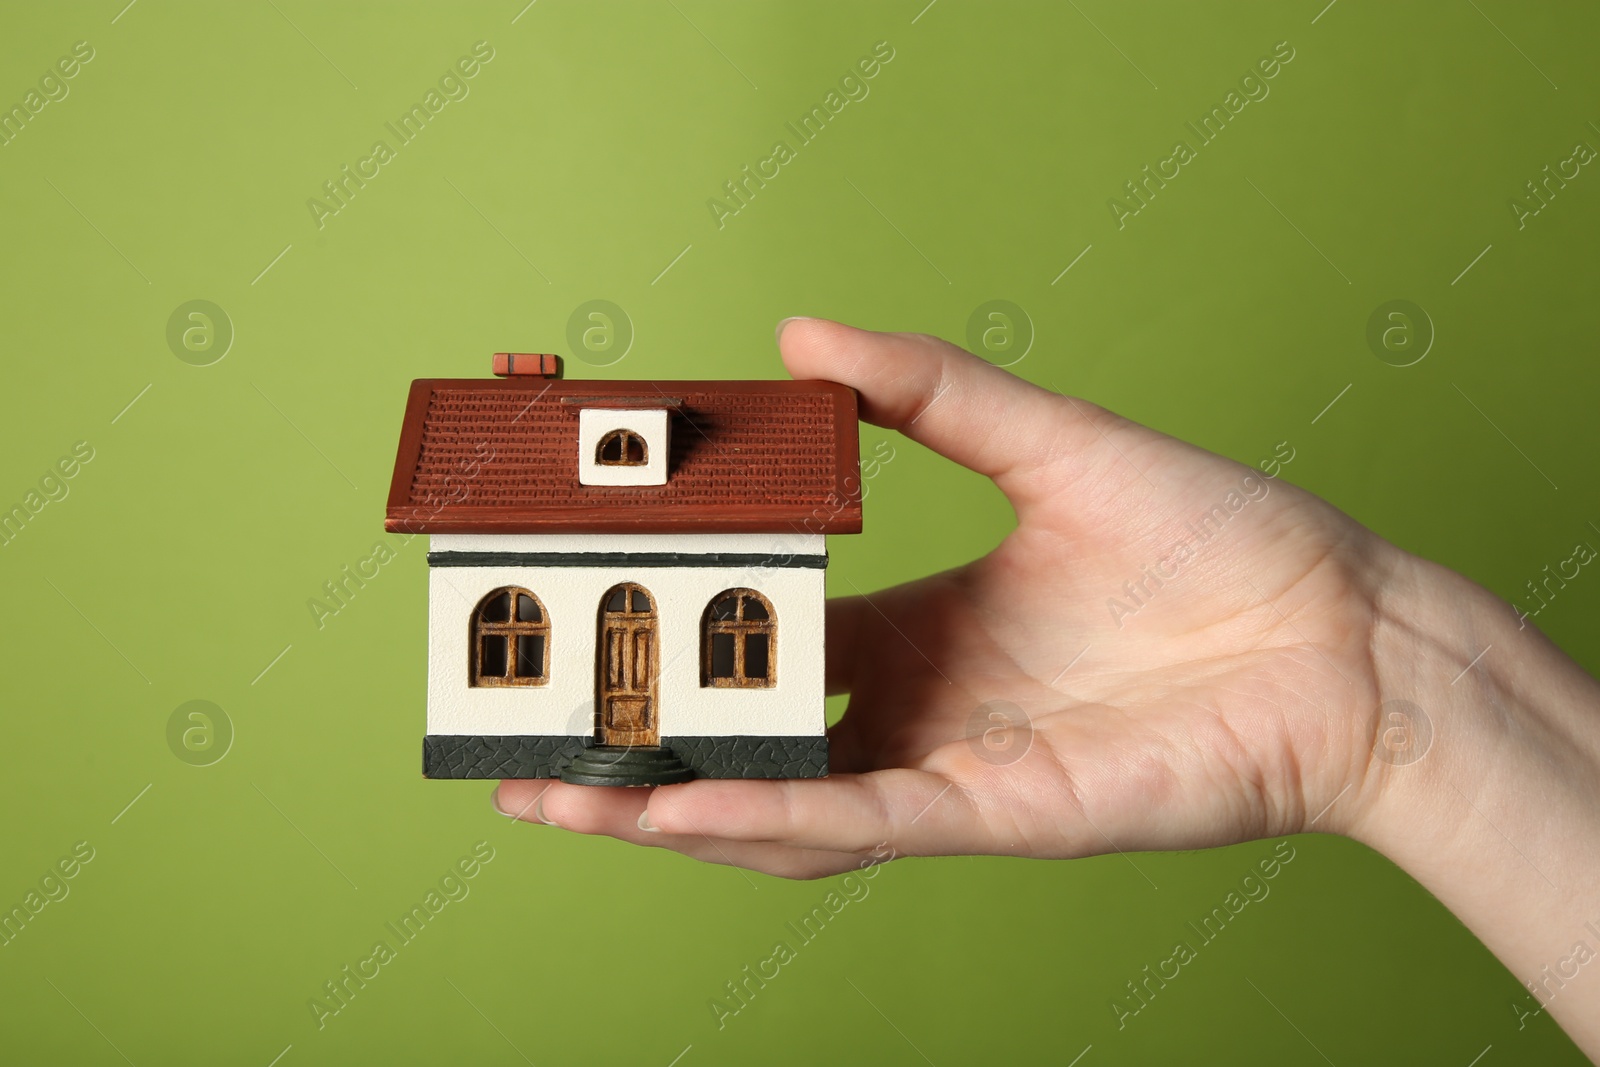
(702, 589), (775, 688)
(596, 429), (647, 466)
(471, 587), (549, 686)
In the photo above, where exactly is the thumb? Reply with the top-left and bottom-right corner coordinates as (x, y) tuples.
(776, 318), (1102, 507)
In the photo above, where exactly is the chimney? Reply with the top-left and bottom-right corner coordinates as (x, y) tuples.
(492, 353), (563, 378)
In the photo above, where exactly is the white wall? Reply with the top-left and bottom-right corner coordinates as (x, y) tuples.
(426, 535), (826, 738)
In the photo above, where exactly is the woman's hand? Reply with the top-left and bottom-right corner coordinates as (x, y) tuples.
(496, 318), (1600, 1057)
(496, 319), (1408, 874)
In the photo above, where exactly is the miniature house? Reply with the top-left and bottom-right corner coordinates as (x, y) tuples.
(385, 353), (862, 786)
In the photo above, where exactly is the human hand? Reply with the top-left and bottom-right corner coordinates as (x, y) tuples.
(494, 318), (1414, 877)
(497, 317), (1600, 1054)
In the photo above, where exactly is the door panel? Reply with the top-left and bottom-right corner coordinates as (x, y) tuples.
(632, 631), (652, 690)
(605, 696), (650, 733)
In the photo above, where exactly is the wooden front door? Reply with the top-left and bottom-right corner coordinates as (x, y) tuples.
(596, 583), (659, 747)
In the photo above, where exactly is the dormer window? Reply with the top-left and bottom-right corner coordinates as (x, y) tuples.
(597, 429), (648, 466)
(578, 407), (668, 486)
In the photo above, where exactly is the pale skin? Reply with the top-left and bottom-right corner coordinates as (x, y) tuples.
(495, 318), (1600, 1057)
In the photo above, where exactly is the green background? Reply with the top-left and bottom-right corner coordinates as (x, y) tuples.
(2, 1), (1595, 1063)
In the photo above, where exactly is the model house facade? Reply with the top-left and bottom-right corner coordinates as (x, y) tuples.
(385, 354), (861, 785)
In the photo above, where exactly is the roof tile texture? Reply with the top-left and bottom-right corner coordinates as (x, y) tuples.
(386, 378), (862, 534)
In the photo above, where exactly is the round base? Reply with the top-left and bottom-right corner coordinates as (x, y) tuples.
(559, 745), (695, 787)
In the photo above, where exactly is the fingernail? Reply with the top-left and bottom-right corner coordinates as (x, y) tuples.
(490, 785), (513, 818)
(533, 792), (553, 826)
(775, 316), (812, 345)
(637, 809), (660, 833)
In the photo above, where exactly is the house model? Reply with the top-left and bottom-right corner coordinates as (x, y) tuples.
(385, 353), (862, 786)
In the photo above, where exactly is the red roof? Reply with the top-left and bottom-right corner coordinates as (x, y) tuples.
(385, 377), (862, 534)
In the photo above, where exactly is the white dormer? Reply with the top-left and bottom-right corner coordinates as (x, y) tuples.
(578, 407), (669, 486)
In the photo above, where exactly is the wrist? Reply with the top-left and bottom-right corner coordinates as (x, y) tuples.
(1348, 549), (1600, 1043)
(1353, 550), (1600, 861)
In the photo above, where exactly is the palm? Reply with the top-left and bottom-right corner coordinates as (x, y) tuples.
(829, 413), (1389, 861)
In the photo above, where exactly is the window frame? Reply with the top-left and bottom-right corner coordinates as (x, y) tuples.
(701, 588), (777, 689)
(470, 587), (550, 688)
(595, 428), (648, 467)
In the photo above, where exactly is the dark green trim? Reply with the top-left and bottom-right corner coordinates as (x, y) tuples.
(423, 735), (589, 779)
(423, 734), (827, 780)
(427, 550), (828, 569)
(665, 735), (828, 779)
